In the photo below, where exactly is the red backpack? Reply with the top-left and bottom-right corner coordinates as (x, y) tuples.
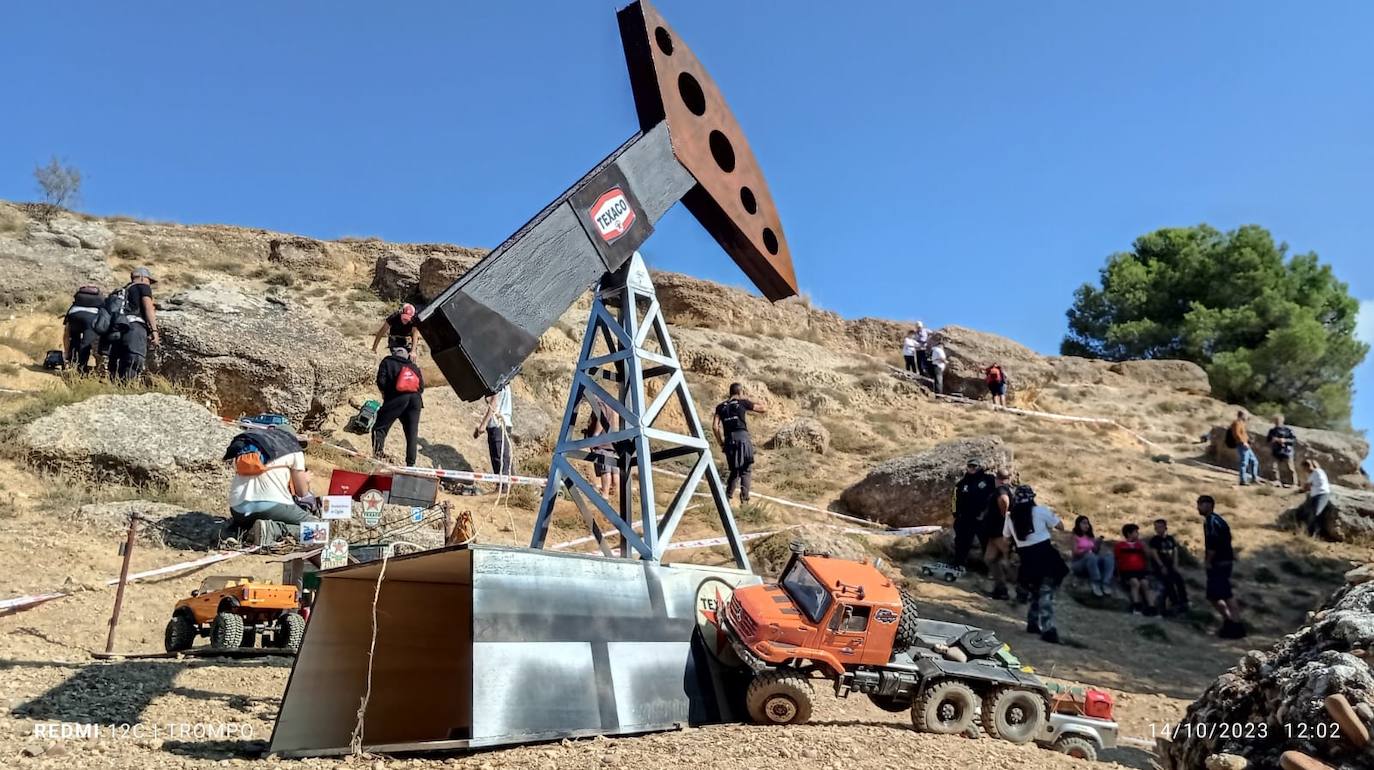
(986, 365), (1005, 385)
(395, 363), (421, 394)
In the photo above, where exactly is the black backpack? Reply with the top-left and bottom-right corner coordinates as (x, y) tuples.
(718, 399), (748, 434)
(42, 350), (65, 370)
(93, 283), (132, 336)
(1224, 426), (1239, 449)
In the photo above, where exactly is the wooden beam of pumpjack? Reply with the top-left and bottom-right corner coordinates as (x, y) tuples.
(418, 0), (797, 401)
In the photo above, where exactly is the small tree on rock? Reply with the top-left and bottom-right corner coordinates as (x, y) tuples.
(33, 156), (82, 222)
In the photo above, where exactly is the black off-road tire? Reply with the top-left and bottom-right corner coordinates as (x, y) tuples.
(275, 612), (306, 652)
(981, 687), (1047, 744)
(209, 611), (245, 649)
(913, 680), (978, 735)
(867, 693), (910, 713)
(164, 614), (196, 652)
(1055, 735), (1098, 761)
(745, 670), (815, 725)
(893, 587), (920, 650)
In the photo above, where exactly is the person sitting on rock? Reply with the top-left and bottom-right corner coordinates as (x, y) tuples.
(1296, 458), (1331, 538)
(1147, 518), (1188, 615)
(373, 346), (424, 467)
(1069, 515), (1115, 597)
(1114, 523), (1157, 616)
(225, 428), (318, 547)
(372, 303), (420, 354)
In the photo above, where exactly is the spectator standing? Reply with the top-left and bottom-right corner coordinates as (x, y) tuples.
(1197, 495), (1245, 639)
(109, 267), (159, 382)
(901, 330), (920, 374)
(1003, 485), (1068, 644)
(1147, 518), (1188, 615)
(1114, 524), (1157, 615)
(372, 347), (425, 467)
(1265, 414), (1297, 487)
(914, 322), (932, 377)
(1069, 516), (1115, 597)
(583, 394), (621, 499)
(985, 362), (1008, 407)
(473, 384), (514, 492)
(929, 341), (948, 395)
(712, 382), (766, 504)
(1227, 411), (1259, 486)
(951, 458), (997, 572)
(1297, 458), (1331, 538)
(62, 285), (103, 374)
(372, 303), (420, 353)
(981, 470), (1015, 599)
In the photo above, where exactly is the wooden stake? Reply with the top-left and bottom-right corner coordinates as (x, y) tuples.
(104, 513), (140, 654)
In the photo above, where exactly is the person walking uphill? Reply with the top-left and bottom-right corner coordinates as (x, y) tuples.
(1003, 485), (1068, 645)
(1197, 495), (1245, 639)
(713, 382), (766, 504)
(372, 347), (424, 467)
(985, 362), (1008, 407)
(106, 267), (160, 382)
(1297, 458), (1331, 538)
(62, 285), (103, 374)
(473, 384), (514, 492)
(372, 303), (420, 353)
(951, 458), (997, 574)
(1227, 411), (1259, 486)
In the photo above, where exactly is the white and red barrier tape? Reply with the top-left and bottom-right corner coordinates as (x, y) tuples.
(0, 547), (259, 618)
(553, 522), (940, 554)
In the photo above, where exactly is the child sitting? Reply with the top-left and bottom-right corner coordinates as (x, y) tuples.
(1113, 523), (1157, 616)
(1148, 518), (1189, 615)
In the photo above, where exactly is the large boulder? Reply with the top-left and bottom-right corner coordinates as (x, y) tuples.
(765, 417), (830, 454)
(65, 500), (227, 551)
(151, 287), (370, 428)
(747, 525), (877, 578)
(0, 204), (115, 306)
(417, 250), (485, 302)
(268, 236), (345, 273)
(839, 436), (1011, 527)
(934, 325), (1053, 403)
(1206, 417), (1369, 479)
(1160, 580), (1374, 770)
(20, 394), (236, 485)
(1280, 487), (1374, 542)
(1109, 359), (1211, 395)
(371, 250), (424, 301)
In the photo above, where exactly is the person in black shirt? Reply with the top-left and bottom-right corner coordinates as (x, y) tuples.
(372, 303), (420, 353)
(1147, 518), (1188, 615)
(108, 267), (159, 382)
(712, 382), (766, 504)
(372, 347), (424, 467)
(62, 285), (103, 374)
(952, 458), (997, 571)
(980, 470), (1015, 599)
(1197, 495), (1244, 639)
(1265, 414), (1297, 487)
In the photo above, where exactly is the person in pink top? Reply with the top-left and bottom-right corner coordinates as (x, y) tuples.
(1069, 515), (1115, 597)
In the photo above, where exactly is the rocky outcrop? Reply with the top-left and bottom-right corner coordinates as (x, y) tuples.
(1280, 488), (1374, 543)
(1207, 418), (1369, 479)
(839, 436), (1011, 527)
(766, 417), (830, 454)
(151, 287), (370, 428)
(371, 250), (424, 301)
(417, 251), (485, 302)
(268, 237), (345, 273)
(65, 500), (227, 551)
(1109, 359), (1211, 394)
(933, 325), (1054, 403)
(1159, 577), (1374, 770)
(20, 394), (235, 485)
(0, 204), (115, 306)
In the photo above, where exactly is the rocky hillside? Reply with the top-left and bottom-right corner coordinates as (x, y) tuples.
(1, 200), (1371, 769)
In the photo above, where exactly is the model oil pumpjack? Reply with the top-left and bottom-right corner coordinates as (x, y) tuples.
(270, 0), (801, 757)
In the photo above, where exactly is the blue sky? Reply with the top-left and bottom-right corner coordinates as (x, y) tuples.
(2, 1), (1371, 436)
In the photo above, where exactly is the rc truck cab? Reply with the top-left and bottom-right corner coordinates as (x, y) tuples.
(165, 576), (305, 653)
(722, 549), (1051, 743)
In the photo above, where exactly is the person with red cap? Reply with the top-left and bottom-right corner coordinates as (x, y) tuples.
(372, 303), (420, 353)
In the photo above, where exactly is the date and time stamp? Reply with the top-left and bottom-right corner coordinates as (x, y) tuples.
(1148, 721), (1345, 741)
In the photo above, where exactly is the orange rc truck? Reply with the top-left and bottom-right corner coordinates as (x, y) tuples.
(719, 547), (1052, 743)
(165, 576), (305, 653)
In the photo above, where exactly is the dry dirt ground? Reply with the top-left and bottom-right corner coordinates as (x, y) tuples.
(1, 212), (1368, 768)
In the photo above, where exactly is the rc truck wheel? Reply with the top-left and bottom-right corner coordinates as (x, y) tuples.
(746, 670), (815, 725)
(981, 687), (1047, 744)
(164, 614), (195, 652)
(1055, 735), (1098, 761)
(893, 587), (920, 649)
(209, 611), (245, 649)
(913, 680), (978, 735)
(275, 612), (306, 652)
(867, 694), (909, 713)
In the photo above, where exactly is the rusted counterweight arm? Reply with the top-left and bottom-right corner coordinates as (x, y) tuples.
(417, 0), (796, 402)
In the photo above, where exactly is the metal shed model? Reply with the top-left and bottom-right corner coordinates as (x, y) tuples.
(269, 544), (760, 757)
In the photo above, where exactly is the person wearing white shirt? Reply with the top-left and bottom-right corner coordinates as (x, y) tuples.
(929, 342), (948, 394)
(1298, 459), (1331, 537)
(473, 384), (515, 492)
(1003, 486), (1068, 644)
(914, 321), (932, 377)
(901, 330), (920, 374)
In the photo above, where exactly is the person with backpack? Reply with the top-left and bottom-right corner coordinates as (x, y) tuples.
(712, 382), (766, 504)
(62, 285), (104, 373)
(473, 383), (514, 492)
(225, 428), (318, 547)
(1003, 485), (1068, 644)
(985, 362), (1008, 406)
(372, 303), (421, 354)
(1226, 411), (1259, 486)
(372, 347), (424, 467)
(100, 267), (160, 382)
(1265, 414), (1297, 487)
